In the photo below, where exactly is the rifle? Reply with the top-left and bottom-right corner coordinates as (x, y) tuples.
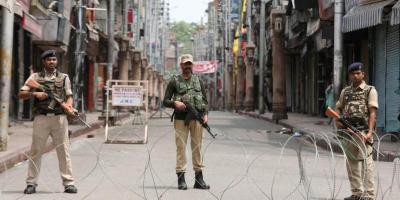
(183, 101), (217, 139)
(325, 107), (372, 146)
(26, 79), (91, 128)
(26, 79), (60, 110)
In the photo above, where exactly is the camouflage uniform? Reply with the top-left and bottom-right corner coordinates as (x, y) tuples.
(164, 74), (208, 173)
(173, 74), (207, 112)
(336, 81), (378, 199)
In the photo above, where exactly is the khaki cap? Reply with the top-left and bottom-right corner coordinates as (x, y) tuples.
(180, 54), (194, 64)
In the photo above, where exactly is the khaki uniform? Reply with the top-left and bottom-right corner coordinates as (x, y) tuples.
(336, 81), (378, 199)
(21, 70), (75, 186)
(174, 120), (205, 172)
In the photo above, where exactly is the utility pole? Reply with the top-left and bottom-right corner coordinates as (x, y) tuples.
(333, 0), (344, 101)
(122, 0), (128, 36)
(73, 0), (86, 112)
(149, 0), (154, 66)
(222, 0), (229, 110)
(107, 0), (115, 92)
(225, 0), (233, 110)
(258, 0), (266, 114)
(213, 5), (218, 110)
(143, 0), (149, 56)
(0, 1), (15, 151)
(135, 0), (142, 48)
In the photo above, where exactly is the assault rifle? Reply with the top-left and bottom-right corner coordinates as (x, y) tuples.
(26, 79), (91, 128)
(183, 101), (217, 139)
(325, 107), (372, 146)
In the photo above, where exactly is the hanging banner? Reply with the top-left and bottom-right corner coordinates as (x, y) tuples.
(192, 61), (219, 74)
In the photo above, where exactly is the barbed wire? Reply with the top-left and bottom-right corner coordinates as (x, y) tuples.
(0, 112), (399, 200)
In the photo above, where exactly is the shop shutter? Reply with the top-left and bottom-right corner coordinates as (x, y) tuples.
(374, 25), (386, 129)
(385, 24), (400, 132)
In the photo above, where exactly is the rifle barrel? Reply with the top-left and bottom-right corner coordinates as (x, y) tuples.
(78, 117), (92, 128)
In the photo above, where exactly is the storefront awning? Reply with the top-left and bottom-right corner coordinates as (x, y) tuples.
(391, 0), (400, 25)
(343, 0), (395, 33)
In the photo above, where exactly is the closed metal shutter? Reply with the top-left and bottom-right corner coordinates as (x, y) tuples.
(385, 24), (400, 132)
(374, 25), (386, 129)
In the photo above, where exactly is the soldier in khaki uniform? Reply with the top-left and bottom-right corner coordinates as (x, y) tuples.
(19, 50), (78, 194)
(163, 54), (210, 190)
(336, 62), (378, 200)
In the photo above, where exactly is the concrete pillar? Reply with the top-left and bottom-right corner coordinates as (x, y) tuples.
(147, 67), (154, 107)
(225, 64), (233, 110)
(235, 55), (245, 111)
(118, 51), (130, 80)
(141, 59), (149, 101)
(271, 10), (287, 121)
(159, 75), (165, 101)
(131, 51), (142, 82)
(244, 61), (255, 111)
(153, 72), (159, 109)
(141, 58), (148, 81)
(18, 23), (25, 120)
(0, 4), (15, 151)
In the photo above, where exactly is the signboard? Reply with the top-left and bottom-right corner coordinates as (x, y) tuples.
(192, 61), (219, 74)
(111, 85), (142, 106)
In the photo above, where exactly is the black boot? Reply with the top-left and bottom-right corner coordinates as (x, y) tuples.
(23, 185), (36, 194)
(344, 195), (361, 200)
(177, 172), (187, 190)
(194, 171), (210, 189)
(64, 185), (78, 193)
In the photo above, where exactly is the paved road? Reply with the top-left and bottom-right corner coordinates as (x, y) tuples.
(0, 111), (399, 200)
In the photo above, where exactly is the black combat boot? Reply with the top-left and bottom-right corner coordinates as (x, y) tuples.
(344, 195), (361, 200)
(23, 185), (36, 194)
(177, 172), (187, 190)
(193, 171), (210, 189)
(64, 185), (78, 193)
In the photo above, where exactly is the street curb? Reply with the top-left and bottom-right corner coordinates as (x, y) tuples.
(0, 114), (129, 174)
(237, 111), (398, 162)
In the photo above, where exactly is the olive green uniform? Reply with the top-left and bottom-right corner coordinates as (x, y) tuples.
(20, 70), (75, 187)
(336, 81), (378, 199)
(163, 74), (208, 173)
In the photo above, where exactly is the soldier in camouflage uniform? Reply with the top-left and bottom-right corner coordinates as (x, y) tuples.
(336, 62), (378, 200)
(19, 50), (78, 194)
(163, 54), (210, 190)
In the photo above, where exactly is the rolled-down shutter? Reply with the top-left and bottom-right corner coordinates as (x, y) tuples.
(385, 25), (400, 132)
(374, 25), (386, 129)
